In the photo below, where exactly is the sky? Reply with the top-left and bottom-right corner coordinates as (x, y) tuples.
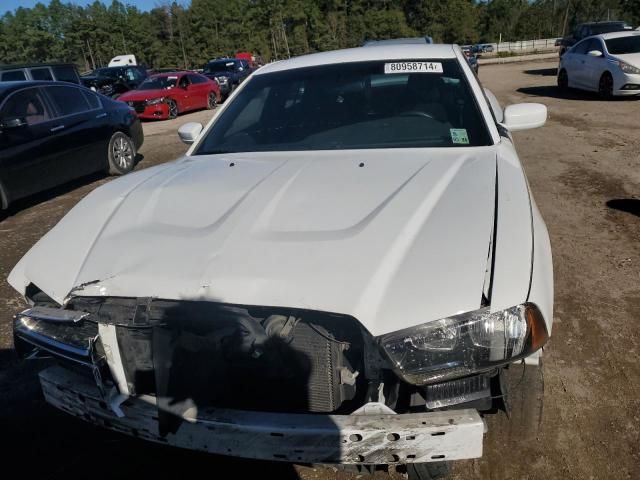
(1, 0), (173, 15)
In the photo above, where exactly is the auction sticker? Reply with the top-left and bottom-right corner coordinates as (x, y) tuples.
(384, 62), (443, 74)
(450, 128), (469, 144)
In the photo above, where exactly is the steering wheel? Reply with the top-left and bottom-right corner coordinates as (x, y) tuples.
(399, 110), (434, 119)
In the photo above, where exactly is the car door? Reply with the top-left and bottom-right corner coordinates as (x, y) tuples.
(582, 38), (607, 90)
(0, 86), (67, 201)
(176, 75), (193, 111)
(42, 84), (110, 178)
(188, 74), (209, 109)
(567, 40), (591, 88)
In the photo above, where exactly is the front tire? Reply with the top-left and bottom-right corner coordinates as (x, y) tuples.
(558, 69), (569, 91)
(598, 72), (614, 99)
(167, 99), (178, 119)
(206, 91), (217, 110)
(107, 132), (136, 175)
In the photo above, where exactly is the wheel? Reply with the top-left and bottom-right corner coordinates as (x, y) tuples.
(167, 98), (178, 119)
(206, 91), (217, 110)
(557, 69), (569, 91)
(0, 182), (8, 210)
(107, 132), (136, 175)
(406, 462), (451, 480)
(598, 72), (614, 99)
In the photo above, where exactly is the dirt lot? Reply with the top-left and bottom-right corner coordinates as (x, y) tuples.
(1, 60), (639, 479)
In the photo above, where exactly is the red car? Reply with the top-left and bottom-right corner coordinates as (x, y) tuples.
(118, 71), (221, 120)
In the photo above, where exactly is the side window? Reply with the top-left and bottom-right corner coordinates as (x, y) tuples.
(51, 65), (79, 83)
(125, 68), (137, 82)
(0, 87), (52, 125)
(179, 75), (190, 88)
(81, 89), (102, 110)
(30, 68), (53, 81)
(573, 40), (590, 55)
(1, 70), (27, 81)
(45, 86), (90, 116)
(189, 74), (206, 84)
(590, 39), (604, 53)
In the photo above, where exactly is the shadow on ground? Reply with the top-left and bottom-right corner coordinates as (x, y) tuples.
(0, 347), (301, 479)
(524, 68), (558, 76)
(517, 86), (640, 101)
(606, 199), (640, 218)
(0, 154), (144, 222)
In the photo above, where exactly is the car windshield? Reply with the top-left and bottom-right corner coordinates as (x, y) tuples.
(606, 35), (640, 55)
(204, 62), (236, 73)
(138, 76), (178, 90)
(195, 59), (491, 154)
(94, 68), (120, 79)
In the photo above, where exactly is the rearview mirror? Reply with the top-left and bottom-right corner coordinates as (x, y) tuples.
(178, 122), (203, 144)
(502, 103), (547, 132)
(588, 50), (603, 57)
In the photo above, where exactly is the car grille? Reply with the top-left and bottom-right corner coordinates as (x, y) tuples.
(16, 298), (366, 414)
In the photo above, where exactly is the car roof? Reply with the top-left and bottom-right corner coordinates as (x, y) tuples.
(581, 21), (628, 26)
(149, 71), (189, 77)
(207, 58), (239, 63)
(256, 44), (457, 75)
(0, 62), (76, 71)
(0, 80), (86, 98)
(363, 37), (434, 46)
(595, 31), (640, 40)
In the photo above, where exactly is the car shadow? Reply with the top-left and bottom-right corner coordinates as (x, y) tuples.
(517, 86), (640, 101)
(524, 68), (558, 76)
(0, 154), (144, 222)
(0, 347), (302, 480)
(606, 199), (640, 217)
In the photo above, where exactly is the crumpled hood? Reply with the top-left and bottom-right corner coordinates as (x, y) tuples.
(10, 148), (501, 335)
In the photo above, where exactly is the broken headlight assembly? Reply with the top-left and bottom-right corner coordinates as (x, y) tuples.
(378, 303), (548, 385)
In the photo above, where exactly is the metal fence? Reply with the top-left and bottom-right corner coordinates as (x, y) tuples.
(493, 38), (560, 53)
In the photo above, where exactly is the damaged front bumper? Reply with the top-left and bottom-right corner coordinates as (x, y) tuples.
(15, 301), (489, 465)
(41, 365), (484, 465)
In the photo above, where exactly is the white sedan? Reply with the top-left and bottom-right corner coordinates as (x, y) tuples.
(10, 43), (552, 478)
(558, 31), (640, 98)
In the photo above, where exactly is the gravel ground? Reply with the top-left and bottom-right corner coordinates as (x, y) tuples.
(0, 60), (639, 479)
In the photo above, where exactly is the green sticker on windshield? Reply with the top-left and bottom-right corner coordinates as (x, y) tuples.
(450, 128), (469, 144)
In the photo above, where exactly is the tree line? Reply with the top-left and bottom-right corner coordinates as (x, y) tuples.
(1, 0), (639, 71)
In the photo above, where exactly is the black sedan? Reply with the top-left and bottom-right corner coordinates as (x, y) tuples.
(0, 81), (143, 209)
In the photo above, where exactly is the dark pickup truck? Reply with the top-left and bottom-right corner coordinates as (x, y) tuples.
(202, 58), (252, 100)
(81, 65), (148, 98)
(558, 21), (633, 55)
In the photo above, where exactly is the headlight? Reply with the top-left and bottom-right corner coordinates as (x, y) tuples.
(217, 75), (229, 84)
(378, 303), (548, 385)
(146, 97), (165, 105)
(618, 61), (640, 75)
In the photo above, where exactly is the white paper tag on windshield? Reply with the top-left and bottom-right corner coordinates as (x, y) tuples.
(450, 129), (469, 144)
(384, 62), (443, 74)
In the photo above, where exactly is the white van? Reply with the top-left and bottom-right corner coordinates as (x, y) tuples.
(108, 55), (137, 67)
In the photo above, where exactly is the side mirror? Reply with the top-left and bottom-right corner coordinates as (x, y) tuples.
(503, 103), (547, 132)
(178, 122), (203, 144)
(0, 117), (27, 130)
(588, 50), (603, 57)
